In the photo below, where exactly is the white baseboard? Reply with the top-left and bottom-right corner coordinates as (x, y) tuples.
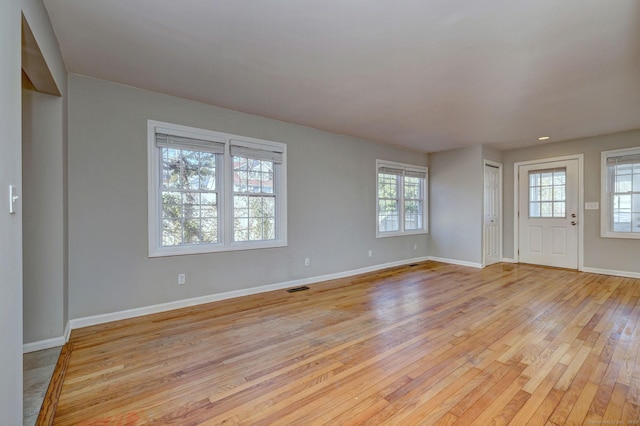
(581, 267), (640, 279)
(68, 257), (430, 333)
(23, 336), (66, 354)
(64, 322), (71, 342)
(501, 258), (516, 263)
(427, 256), (483, 269)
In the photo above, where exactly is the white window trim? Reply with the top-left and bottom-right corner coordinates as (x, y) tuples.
(148, 120), (287, 257)
(601, 146), (640, 239)
(376, 159), (428, 238)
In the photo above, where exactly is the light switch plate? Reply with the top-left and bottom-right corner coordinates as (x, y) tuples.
(585, 202), (599, 210)
(9, 185), (18, 214)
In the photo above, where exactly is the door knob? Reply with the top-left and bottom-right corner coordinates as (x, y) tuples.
(571, 213), (576, 218)
(571, 221), (577, 225)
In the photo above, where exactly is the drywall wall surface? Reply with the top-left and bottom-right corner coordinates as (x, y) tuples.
(22, 0), (67, 91)
(482, 145), (503, 165)
(67, 74), (428, 319)
(21, 0), (68, 344)
(0, 0), (24, 422)
(503, 129), (640, 273)
(429, 144), (484, 264)
(22, 87), (65, 343)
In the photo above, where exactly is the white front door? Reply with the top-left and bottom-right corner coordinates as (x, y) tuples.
(484, 163), (501, 265)
(518, 159), (579, 269)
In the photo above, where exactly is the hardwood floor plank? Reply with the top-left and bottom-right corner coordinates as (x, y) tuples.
(49, 262), (640, 424)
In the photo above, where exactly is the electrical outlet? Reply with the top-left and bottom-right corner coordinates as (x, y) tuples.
(304, 257), (310, 266)
(413, 243), (418, 250)
(368, 250), (373, 258)
(178, 273), (186, 285)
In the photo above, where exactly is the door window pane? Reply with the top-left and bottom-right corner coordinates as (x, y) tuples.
(529, 168), (566, 218)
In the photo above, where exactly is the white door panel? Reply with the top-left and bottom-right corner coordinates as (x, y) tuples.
(518, 159), (578, 269)
(484, 163), (501, 265)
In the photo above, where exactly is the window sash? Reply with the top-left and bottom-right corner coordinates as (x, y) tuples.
(601, 147), (640, 238)
(232, 154), (278, 242)
(376, 161), (427, 236)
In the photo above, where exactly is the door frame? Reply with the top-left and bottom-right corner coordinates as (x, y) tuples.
(483, 159), (503, 266)
(513, 154), (584, 270)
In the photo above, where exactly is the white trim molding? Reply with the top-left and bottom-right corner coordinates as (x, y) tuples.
(428, 256), (483, 269)
(23, 336), (66, 353)
(68, 257), (430, 332)
(581, 267), (640, 279)
(501, 258), (517, 263)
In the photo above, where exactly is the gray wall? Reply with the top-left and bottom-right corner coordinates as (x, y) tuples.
(482, 145), (503, 165)
(68, 75), (428, 319)
(0, 0), (23, 421)
(21, 0), (68, 345)
(429, 144), (484, 264)
(502, 129), (640, 273)
(22, 86), (65, 343)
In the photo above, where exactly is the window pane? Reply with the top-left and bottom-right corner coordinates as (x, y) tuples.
(540, 172), (553, 186)
(201, 218), (218, 242)
(404, 177), (421, 200)
(616, 174), (632, 193)
(262, 170), (274, 194)
(553, 172), (566, 185)
(633, 174), (640, 192)
(540, 186), (552, 201)
(183, 219), (201, 244)
(530, 187), (539, 202)
(614, 194), (632, 211)
(182, 151), (200, 189)
(633, 213), (640, 233)
(633, 194), (640, 213)
(264, 218), (276, 240)
(553, 186), (565, 201)
(540, 202), (553, 217)
(553, 202), (565, 217)
(263, 197), (275, 217)
(199, 152), (216, 190)
(162, 219), (182, 246)
(162, 192), (182, 219)
(529, 173), (540, 186)
(162, 148), (181, 189)
(379, 199), (398, 214)
(234, 194), (276, 242)
(530, 202), (540, 217)
(616, 164), (632, 175)
(378, 174), (398, 198)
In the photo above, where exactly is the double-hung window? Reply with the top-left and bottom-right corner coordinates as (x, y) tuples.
(376, 160), (428, 237)
(601, 147), (640, 238)
(148, 121), (287, 256)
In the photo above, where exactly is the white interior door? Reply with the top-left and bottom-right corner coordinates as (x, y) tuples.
(518, 159), (579, 269)
(484, 163), (501, 265)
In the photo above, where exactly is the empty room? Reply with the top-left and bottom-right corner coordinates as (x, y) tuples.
(3, 0), (640, 424)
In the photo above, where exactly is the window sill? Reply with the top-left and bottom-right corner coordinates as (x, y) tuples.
(376, 230), (428, 239)
(149, 239), (287, 258)
(600, 231), (640, 240)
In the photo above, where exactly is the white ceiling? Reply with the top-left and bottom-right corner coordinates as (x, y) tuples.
(44, 0), (640, 152)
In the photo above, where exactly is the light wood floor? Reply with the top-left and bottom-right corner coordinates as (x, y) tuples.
(51, 262), (640, 425)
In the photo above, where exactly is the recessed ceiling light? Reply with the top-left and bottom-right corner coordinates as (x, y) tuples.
(538, 136), (550, 141)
